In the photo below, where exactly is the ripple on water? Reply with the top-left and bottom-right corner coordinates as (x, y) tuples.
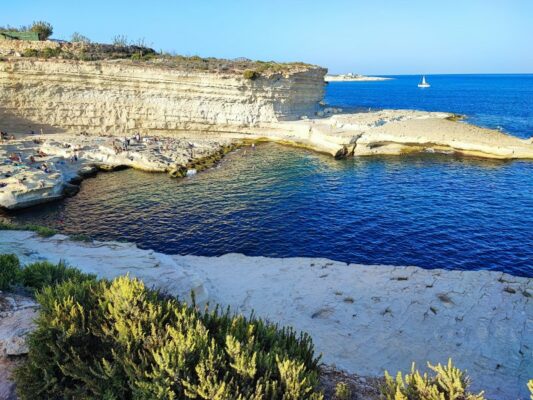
(3, 143), (533, 277)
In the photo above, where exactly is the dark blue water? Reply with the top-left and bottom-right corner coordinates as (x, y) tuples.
(325, 74), (533, 138)
(3, 75), (532, 276)
(4, 144), (532, 277)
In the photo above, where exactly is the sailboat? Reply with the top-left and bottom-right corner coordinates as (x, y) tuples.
(418, 75), (430, 88)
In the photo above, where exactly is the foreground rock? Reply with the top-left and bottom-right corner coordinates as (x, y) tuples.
(0, 292), (39, 399)
(0, 231), (207, 305)
(177, 254), (532, 399)
(0, 232), (530, 398)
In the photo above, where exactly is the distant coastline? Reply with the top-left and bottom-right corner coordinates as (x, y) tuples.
(325, 73), (392, 82)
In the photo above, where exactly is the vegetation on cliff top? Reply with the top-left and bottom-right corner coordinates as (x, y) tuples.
(0, 21), (53, 40)
(3, 22), (317, 77)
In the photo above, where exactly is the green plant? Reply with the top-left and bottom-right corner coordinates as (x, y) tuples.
(71, 32), (91, 43)
(30, 21), (53, 40)
(381, 359), (485, 400)
(21, 48), (39, 58)
(41, 47), (62, 58)
(15, 275), (323, 399)
(335, 381), (351, 399)
(243, 69), (260, 80)
(0, 254), (20, 290)
(19, 260), (96, 292)
(0, 221), (56, 237)
(112, 34), (129, 46)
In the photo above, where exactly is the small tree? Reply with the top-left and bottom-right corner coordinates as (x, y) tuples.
(30, 21), (53, 40)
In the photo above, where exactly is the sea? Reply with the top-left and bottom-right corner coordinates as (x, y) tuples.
(4, 75), (533, 277)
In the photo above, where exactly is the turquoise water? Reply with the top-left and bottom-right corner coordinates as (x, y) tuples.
(3, 75), (533, 276)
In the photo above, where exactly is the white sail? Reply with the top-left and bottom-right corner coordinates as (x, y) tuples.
(418, 75), (430, 88)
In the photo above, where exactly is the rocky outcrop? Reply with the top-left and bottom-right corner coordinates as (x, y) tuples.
(0, 58), (326, 134)
(0, 231), (207, 305)
(0, 133), (236, 209)
(0, 40), (60, 56)
(265, 109), (533, 159)
(0, 292), (39, 400)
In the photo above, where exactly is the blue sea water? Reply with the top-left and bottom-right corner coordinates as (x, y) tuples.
(325, 74), (533, 138)
(3, 75), (533, 276)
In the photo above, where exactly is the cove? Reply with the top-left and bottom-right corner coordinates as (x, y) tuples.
(3, 143), (532, 277)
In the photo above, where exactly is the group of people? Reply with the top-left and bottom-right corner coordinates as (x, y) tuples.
(112, 132), (144, 154)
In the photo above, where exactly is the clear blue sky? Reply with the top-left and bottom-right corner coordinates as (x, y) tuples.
(3, 0), (532, 74)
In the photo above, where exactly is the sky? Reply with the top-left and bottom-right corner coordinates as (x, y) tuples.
(3, 0), (532, 74)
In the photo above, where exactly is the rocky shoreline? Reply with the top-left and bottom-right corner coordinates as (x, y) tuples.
(0, 132), (238, 210)
(0, 231), (531, 399)
(2, 108), (533, 211)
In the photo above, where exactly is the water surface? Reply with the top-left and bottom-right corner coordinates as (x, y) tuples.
(5, 144), (532, 277)
(325, 74), (533, 138)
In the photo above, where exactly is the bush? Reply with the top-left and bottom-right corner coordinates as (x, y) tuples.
(335, 381), (351, 399)
(15, 275), (323, 399)
(19, 260), (96, 292)
(22, 48), (39, 58)
(381, 359), (485, 400)
(0, 254), (20, 290)
(243, 69), (260, 80)
(71, 32), (91, 43)
(112, 34), (129, 47)
(41, 47), (62, 59)
(30, 21), (53, 40)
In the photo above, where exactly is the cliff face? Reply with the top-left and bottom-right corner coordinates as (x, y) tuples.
(0, 59), (326, 134)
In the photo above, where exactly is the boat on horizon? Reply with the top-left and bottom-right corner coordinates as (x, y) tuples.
(418, 75), (430, 88)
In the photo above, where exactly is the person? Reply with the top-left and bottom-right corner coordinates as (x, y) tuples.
(40, 163), (49, 173)
(29, 155), (36, 164)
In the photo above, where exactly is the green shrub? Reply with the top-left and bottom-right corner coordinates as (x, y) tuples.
(19, 260), (96, 292)
(243, 69), (260, 80)
(30, 21), (53, 40)
(15, 275), (323, 399)
(0, 221), (56, 237)
(71, 32), (91, 43)
(0, 254), (21, 290)
(112, 34), (129, 47)
(381, 359), (484, 400)
(335, 381), (351, 399)
(41, 47), (62, 58)
(22, 48), (39, 58)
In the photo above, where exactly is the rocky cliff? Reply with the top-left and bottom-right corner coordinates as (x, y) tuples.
(0, 58), (326, 134)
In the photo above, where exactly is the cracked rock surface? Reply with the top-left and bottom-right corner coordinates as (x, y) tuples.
(177, 254), (532, 399)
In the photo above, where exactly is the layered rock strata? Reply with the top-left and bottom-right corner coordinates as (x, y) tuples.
(0, 58), (326, 133)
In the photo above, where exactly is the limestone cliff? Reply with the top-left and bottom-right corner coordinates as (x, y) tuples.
(0, 58), (326, 134)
